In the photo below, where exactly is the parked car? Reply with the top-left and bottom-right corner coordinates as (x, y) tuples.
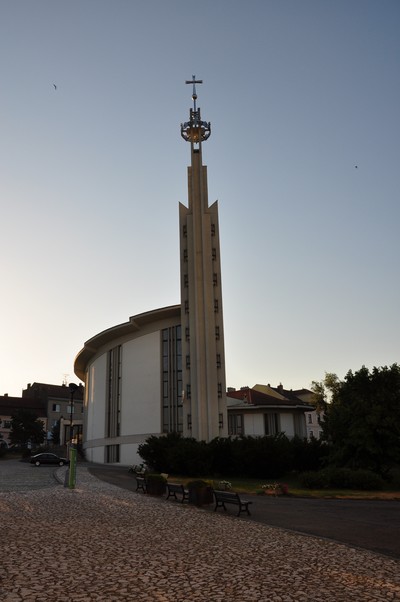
(30, 453), (69, 466)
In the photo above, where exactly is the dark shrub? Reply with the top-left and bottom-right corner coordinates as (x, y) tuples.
(290, 436), (330, 472)
(326, 468), (384, 490)
(138, 433), (182, 472)
(299, 468), (384, 490)
(298, 470), (331, 489)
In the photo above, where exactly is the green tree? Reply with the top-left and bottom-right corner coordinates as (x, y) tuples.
(9, 409), (46, 449)
(322, 364), (400, 475)
(311, 372), (340, 413)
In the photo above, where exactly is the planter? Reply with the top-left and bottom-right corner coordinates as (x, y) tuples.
(187, 481), (214, 506)
(145, 474), (167, 496)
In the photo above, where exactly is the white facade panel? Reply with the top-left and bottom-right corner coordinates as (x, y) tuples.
(244, 413), (265, 436)
(120, 443), (141, 466)
(280, 413), (294, 438)
(87, 355), (107, 441)
(121, 333), (161, 435)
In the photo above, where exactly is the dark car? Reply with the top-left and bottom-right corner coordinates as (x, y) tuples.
(30, 453), (69, 466)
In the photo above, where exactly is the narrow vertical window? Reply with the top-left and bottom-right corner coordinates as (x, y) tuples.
(161, 326), (183, 434)
(106, 345), (122, 445)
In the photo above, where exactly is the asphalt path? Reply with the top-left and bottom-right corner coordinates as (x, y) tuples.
(88, 465), (400, 560)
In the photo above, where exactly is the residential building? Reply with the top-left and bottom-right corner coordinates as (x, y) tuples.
(22, 382), (84, 445)
(227, 384), (314, 438)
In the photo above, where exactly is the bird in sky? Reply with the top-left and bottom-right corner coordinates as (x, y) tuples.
(53, 84), (57, 90)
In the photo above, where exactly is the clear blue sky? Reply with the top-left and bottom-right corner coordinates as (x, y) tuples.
(1, 0), (399, 396)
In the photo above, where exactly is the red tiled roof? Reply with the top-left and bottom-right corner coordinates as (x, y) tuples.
(227, 387), (312, 408)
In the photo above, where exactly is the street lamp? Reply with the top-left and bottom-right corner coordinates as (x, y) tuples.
(68, 383), (79, 446)
(68, 383), (79, 490)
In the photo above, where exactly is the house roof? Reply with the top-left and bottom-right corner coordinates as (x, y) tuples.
(22, 382), (84, 401)
(0, 396), (46, 417)
(227, 386), (314, 411)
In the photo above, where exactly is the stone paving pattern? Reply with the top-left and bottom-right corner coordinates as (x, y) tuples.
(1, 466), (400, 601)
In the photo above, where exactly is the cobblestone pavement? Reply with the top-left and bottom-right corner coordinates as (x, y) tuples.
(0, 459), (61, 492)
(1, 466), (400, 601)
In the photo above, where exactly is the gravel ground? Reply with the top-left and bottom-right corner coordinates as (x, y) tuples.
(1, 467), (399, 601)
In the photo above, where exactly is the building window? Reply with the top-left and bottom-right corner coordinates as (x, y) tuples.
(183, 249), (188, 262)
(212, 248), (217, 261)
(106, 444), (120, 463)
(294, 413), (306, 438)
(185, 327), (190, 341)
(308, 413), (312, 423)
(211, 223), (215, 236)
(218, 383), (222, 398)
(184, 300), (189, 314)
(52, 404), (60, 412)
(228, 414), (243, 436)
(216, 354), (221, 368)
(186, 384), (191, 400)
(264, 413), (280, 436)
(184, 274), (189, 288)
(213, 273), (218, 286)
(215, 326), (220, 340)
(186, 355), (191, 369)
(107, 344), (122, 440)
(187, 414), (192, 429)
(3, 420), (11, 429)
(214, 299), (219, 313)
(183, 225), (187, 237)
(162, 325), (183, 434)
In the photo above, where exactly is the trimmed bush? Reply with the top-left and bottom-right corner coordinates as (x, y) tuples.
(299, 467), (384, 490)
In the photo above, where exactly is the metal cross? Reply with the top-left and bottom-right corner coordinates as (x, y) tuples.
(185, 75), (203, 110)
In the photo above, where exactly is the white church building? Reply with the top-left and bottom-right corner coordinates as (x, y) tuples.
(74, 80), (312, 465)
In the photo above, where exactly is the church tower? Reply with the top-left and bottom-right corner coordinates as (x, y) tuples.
(179, 77), (228, 441)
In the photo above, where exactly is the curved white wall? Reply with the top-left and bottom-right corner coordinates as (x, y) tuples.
(76, 306), (181, 465)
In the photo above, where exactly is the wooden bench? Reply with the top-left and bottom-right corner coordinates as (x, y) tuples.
(166, 482), (189, 503)
(135, 476), (147, 493)
(213, 490), (253, 516)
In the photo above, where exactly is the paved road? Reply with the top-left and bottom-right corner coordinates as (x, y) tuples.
(1, 460), (399, 559)
(0, 458), (62, 491)
(89, 465), (400, 559)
